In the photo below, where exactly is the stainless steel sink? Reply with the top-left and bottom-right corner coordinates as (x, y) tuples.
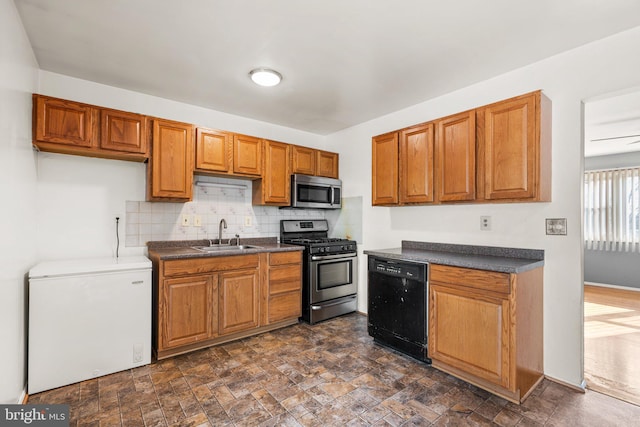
(192, 245), (262, 252)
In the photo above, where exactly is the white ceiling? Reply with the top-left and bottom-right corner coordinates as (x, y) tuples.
(585, 90), (640, 158)
(14, 0), (640, 135)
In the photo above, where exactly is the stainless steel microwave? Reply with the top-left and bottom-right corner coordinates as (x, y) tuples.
(290, 174), (342, 209)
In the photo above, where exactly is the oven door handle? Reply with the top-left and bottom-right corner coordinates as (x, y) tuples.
(311, 253), (357, 261)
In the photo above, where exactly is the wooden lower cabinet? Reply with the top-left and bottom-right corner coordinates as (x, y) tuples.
(429, 264), (543, 404)
(161, 274), (217, 349)
(219, 269), (260, 335)
(151, 251), (302, 359)
(265, 251), (302, 324)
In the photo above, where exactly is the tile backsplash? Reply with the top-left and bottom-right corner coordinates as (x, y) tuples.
(125, 175), (326, 247)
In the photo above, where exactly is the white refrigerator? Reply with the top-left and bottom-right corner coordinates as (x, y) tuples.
(28, 256), (152, 394)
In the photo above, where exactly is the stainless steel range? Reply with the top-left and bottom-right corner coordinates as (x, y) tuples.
(280, 219), (358, 324)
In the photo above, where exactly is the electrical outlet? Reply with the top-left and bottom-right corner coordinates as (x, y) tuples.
(194, 215), (202, 227)
(244, 216), (252, 227)
(181, 214), (191, 226)
(480, 216), (491, 231)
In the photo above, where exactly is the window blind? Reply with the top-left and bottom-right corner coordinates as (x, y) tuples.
(584, 167), (640, 251)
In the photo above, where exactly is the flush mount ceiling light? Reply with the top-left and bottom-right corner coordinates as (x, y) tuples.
(249, 68), (282, 87)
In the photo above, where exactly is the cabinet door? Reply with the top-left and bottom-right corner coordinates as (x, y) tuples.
(436, 111), (476, 202)
(291, 145), (316, 175)
(316, 150), (339, 178)
(195, 127), (232, 172)
(268, 264), (302, 323)
(372, 132), (399, 205)
(161, 275), (217, 349)
(100, 109), (148, 154)
(35, 95), (97, 148)
(400, 123), (434, 204)
(481, 93), (537, 200)
(219, 269), (260, 335)
(148, 119), (194, 201)
(261, 140), (291, 205)
(233, 134), (262, 175)
(429, 283), (511, 389)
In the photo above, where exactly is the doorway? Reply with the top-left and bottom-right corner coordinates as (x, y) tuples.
(583, 89), (640, 406)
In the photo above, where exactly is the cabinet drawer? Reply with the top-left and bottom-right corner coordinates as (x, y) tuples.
(269, 292), (302, 323)
(430, 264), (510, 294)
(163, 254), (259, 277)
(270, 265), (301, 295)
(270, 251), (302, 266)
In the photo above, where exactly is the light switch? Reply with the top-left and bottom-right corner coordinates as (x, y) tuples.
(181, 215), (191, 226)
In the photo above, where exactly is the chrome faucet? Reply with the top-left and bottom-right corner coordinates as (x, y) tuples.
(218, 218), (227, 244)
(230, 234), (240, 246)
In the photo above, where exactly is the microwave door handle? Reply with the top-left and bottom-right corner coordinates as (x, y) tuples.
(330, 187), (334, 206)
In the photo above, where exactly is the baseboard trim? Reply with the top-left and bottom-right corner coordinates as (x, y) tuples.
(19, 388), (27, 404)
(545, 375), (586, 393)
(584, 282), (640, 292)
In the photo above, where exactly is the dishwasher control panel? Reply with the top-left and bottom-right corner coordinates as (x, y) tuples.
(369, 257), (427, 281)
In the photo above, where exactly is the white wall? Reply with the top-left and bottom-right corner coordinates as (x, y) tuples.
(35, 72), (327, 260)
(326, 26), (640, 388)
(0, 0), (39, 403)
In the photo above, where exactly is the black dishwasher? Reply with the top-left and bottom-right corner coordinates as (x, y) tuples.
(367, 256), (430, 363)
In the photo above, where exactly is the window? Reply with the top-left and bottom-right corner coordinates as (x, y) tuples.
(584, 167), (640, 251)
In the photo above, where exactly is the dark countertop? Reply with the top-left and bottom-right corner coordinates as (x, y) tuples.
(364, 241), (544, 274)
(147, 237), (304, 260)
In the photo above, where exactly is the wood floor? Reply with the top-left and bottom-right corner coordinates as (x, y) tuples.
(584, 284), (640, 407)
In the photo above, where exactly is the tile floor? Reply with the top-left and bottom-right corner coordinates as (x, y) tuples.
(29, 314), (640, 426)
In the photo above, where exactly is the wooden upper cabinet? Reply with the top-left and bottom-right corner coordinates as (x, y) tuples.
(195, 127), (232, 173)
(33, 95), (149, 161)
(233, 134), (262, 176)
(34, 95), (98, 149)
(479, 91), (551, 202)
(372, 132), (399, 206)
(316, 150), (339, 178)
(291, 145), (316, 175)
(370, 91), (551, 207)
(253, 140), (290, 206)
(100, 108), (148, 155)
(147, 119), (194, 201)
(400, 123), (434, 204)
(436, 110), (476, 202)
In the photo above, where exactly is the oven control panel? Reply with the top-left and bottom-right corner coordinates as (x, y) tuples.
(310, 243), (357, 255)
